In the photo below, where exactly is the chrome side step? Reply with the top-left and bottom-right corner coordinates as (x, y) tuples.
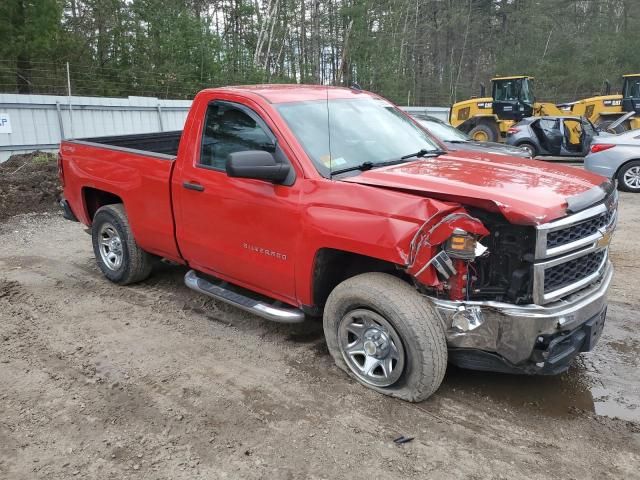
(184, 270), (305, 323)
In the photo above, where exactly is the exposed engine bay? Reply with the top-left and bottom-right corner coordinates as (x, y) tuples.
(463, 208), (536, 304)
(407, 207), (536, 305)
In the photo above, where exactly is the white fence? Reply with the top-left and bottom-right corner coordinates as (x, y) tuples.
(401, 106), (450, 122)
(0, 94), (191, 162)
(0, 93), (450, 162)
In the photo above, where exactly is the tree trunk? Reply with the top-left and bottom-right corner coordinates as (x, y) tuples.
(15, 0), (31, 93)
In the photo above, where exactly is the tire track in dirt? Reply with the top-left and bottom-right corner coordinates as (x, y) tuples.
(2, 213), (640, 479)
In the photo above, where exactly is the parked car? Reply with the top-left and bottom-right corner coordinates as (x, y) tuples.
(412, 114), (532, 158)
(59, 85), (616, 402)
(585, 129), (640, 192)
(506, 115), (601, 157)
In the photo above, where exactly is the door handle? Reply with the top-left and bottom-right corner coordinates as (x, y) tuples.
(183, 181), (205, 192)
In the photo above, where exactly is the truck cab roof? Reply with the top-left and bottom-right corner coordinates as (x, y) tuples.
(202, 84), (376, 104)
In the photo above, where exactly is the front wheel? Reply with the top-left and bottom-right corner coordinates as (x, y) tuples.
(617, 160), (640, 193)
(323, 273), (447, 402)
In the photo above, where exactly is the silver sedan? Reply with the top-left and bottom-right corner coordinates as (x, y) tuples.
(585, 130), (640, 192)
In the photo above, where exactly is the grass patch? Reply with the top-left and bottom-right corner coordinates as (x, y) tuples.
(32, 152), (57, 165)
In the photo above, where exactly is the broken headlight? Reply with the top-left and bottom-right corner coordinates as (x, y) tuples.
(444, 228), (487, 260)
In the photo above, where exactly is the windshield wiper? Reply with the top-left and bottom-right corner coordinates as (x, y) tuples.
(331, 161), (375, 176)
(331, 158), (416, 176)
(400, 147), (447, 160)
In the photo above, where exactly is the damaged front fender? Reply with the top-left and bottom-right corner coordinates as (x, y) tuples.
(406, 210), (489, 287)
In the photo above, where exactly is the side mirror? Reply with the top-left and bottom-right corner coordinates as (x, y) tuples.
(226, 150), (291, 184)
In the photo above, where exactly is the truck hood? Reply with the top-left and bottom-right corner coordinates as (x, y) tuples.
(341, 151), (610, 225)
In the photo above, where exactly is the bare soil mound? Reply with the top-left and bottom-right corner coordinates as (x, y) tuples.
(0, 152), (61, 221)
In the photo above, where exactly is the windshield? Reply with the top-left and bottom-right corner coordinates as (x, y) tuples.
(623, 78), (640, 98)
(416, 119), (469, 142)
(276, 97), (440, 176)
(494, 80), (519, 102)
(493, 78), (534, 104)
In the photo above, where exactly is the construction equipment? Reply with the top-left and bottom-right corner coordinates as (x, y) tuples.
(450, 76), (565, 142)
(559, 74), (640, 132)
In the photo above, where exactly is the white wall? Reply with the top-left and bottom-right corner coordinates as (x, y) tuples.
(401, 106), (451, 122)
(0, 94), (191, 162)
(0, 93), (450, 162)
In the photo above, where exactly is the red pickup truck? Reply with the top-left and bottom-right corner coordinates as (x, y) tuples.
(59, 85), (616, 401)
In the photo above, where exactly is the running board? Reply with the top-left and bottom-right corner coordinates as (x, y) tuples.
(184, 270), (305, 323)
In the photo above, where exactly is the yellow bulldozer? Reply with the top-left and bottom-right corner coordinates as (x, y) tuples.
(559, 74), (640, 132)
(449, 75), (568, 142)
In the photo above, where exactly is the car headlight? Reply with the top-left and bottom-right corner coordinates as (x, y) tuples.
(444, 228), (487, 260)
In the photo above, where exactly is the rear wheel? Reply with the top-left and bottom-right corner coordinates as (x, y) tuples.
(323, 273), (447, 402)
(617, 160), (640, 193)
(468, 122), (498, 142)
(518, 142), (537, 158)
(92, 204), (153, 284)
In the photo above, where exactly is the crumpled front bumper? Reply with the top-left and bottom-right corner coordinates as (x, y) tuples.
(430, 261), (613, 373)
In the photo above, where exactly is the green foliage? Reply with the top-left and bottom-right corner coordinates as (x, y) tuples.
(0, 0), (638, 105)
(32, 152), (56, 164)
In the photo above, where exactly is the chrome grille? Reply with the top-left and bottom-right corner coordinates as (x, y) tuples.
(535, 197), (617, 260)
(533, 193), (617, 305)
(544, 250), (606, 293)
(546, 210), (613, 249)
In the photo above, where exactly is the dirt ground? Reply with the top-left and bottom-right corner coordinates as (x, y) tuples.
(0, 152), (61, 221)
(1, 161), (640, 479)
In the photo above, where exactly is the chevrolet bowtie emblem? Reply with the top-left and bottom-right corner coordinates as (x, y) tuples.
(596, 228), (614, 249)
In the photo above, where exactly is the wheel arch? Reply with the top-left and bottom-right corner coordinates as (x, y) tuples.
(615, 158), (640, 181)
(310, 248), (410, 313)
(82, 187), (124, 224)
(514, 139), (537, 148)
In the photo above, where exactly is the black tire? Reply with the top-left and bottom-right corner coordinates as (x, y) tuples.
(91, 204), (153, 285)
(323, 272), (447, 402)
(468, 122), (499, 142)
(517, 142), (538, 158)
(617, 160), (640, 193)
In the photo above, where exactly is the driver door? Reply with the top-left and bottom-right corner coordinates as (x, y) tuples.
(580, 119), (597, 155)
(173, 100), (302, 302)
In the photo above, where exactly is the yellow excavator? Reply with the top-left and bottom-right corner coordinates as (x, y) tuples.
(559, 74), (640, 132)
(450, 75), (569, 142)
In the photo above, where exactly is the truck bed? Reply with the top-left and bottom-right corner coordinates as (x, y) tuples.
(73, 131), (182, 158)
(60, 131), (183, 262)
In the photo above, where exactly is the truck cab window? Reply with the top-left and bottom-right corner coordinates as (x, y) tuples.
(200, 103), (274, 170)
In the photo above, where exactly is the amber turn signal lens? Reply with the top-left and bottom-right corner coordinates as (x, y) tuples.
(445, 231), (477, 260)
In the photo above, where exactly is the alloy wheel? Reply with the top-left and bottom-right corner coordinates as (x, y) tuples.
(623, 166), (640, 189)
